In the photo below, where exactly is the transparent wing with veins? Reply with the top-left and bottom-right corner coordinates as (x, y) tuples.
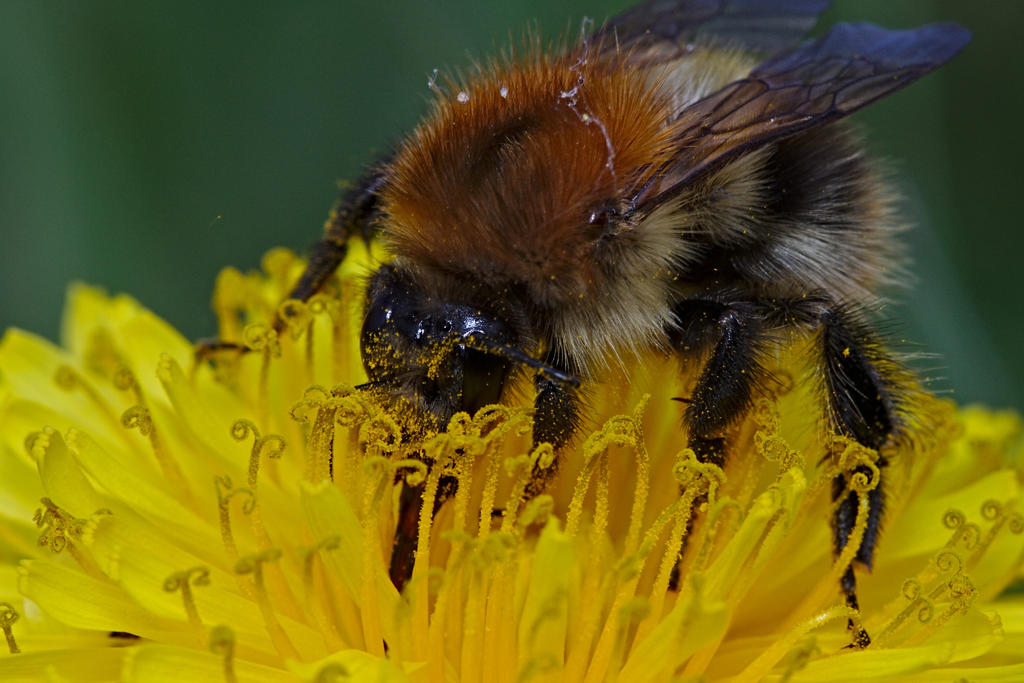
(627, 21), (971, 214)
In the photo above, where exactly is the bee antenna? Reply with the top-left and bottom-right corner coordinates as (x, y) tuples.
(465, 336), (580, 387)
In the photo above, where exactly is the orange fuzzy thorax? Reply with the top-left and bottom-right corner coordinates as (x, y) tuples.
(382, 43), (678, 308)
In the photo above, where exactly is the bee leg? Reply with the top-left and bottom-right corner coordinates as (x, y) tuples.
(284, 163), (389, 305)
(832, 462), (886, 650)
(389, 473), (458, 592)
(680, 305), (767, 461)
(818, 307), (897, 649)
(389, 480), (424, 593)
(526, 360), (581, 499)
(194, 163), (388, 365)
(667, 299), (770, 461)
(667, 300), (768, 587)
(193, 337), (250, 364)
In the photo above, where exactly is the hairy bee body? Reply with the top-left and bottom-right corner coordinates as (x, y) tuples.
(206, 0), (969, 647)
(385, 42), (901, 378)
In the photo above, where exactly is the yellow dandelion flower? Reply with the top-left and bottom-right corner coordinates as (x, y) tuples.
(0, 247), (1022, 682)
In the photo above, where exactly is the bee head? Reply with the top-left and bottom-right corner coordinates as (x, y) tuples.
(359, 264), (579, 430)
(359, 264), (518, 429)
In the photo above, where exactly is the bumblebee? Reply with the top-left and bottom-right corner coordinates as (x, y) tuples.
(206, 0), (969, 647)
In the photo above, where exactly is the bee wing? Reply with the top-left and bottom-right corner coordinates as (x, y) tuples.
(630, 21), (971, 213)
(596, 0), (831, 61)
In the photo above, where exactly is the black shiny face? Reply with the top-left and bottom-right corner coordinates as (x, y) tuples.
(360, 265), (513, 425)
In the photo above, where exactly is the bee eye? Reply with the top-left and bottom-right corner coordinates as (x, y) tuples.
(362, 300), (392, 338)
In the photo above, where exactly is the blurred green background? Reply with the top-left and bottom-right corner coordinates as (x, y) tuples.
(1, 1), (1020, 410)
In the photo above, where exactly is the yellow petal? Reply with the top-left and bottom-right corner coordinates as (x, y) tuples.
(517, 518), (574, 682)
(619, 576), (728, 682)
(0, 647), (125, 682)
(1, 255), (1020, 682)
(18, 558), (181, 635)
(287, 649), (413, 682)
(123, 643), (296, 683)
(63, 429), (213, 544)
(34, 428), (106, 517)
(300, 481), (364, 602)
(788, 609), (1001, 681)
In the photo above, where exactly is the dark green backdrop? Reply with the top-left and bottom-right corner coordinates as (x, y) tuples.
(1, 1), (1021, 410)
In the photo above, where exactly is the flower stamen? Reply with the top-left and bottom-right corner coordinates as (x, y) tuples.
(242, 323), (281, 428)
(406, 456), (443, 655)
(782, 480), (871, 636)
(942, 508), (981, 551)
(53, 364), (121, 428)
(356, 459), (389, 657)
(752, 398), (804, 475)
(208, 624), (238, 683)
(301, 536), (347, 652)
(279, 299), (318, 384)
(0, 603), (20, 654)
(291, 386), (342, 483)
(235, 549), (300, 661)
(474, 406), (531, 541)
(640, 485), (701, 640)
(82, 328), (125, 379)
(214, 476), (255, 564)
(880, 578), (935, 639)
(231, 419), (286, 549)
(739, 605), (857, 680)
(163, 566), (211, 643)
(229, 423), (304, 623)
(502, 444), (555, 533)
(211, 267), (249, 343)
(33, 497), (74, 554)
(970, 500), (1024, 568)
(117, 368), (195, 508)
